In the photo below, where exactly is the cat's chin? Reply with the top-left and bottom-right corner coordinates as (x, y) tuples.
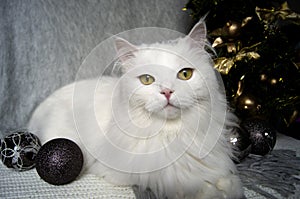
(155, 104), (181, 120)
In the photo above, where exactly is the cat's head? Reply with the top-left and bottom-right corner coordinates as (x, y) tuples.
(114, 21), (218, 120)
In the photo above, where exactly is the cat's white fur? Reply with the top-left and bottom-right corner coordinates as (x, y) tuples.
(28, 20), (244, 199)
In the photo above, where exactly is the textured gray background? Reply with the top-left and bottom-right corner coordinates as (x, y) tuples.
(0, 0), (192, 135)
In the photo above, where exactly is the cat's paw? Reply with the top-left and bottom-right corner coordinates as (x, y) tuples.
(195, 182), (223, 199)
(195, 175), (244, 199)
(215, 174), (244, 199)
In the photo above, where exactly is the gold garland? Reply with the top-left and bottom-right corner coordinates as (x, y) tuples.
(214, 43), (261, 75)
(256, 2), (300, 25)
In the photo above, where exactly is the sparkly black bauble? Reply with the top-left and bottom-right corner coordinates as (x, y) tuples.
(36, 138), (83, 185)
(229, 127), (252, 163)
(241, 118), (277, 156)
(0, 131), (41, 171)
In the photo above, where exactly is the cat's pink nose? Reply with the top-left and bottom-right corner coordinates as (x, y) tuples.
(160, 88), (174, 100)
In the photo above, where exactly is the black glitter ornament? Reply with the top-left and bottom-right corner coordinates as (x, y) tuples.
(35, 138), (83, 185)
(0, 131), (41, 171)
(241, 118), (277, 156)
(229, 127), (252, 163)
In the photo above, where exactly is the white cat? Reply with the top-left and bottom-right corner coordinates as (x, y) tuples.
(28, 20), (244, 199)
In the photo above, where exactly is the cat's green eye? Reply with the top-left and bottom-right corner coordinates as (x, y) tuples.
(139, 74), (155, 85)
(177, 68), (194, 80)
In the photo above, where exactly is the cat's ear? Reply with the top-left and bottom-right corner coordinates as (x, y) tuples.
(115, 37), (138, 63)
(186, 19), (207, 47)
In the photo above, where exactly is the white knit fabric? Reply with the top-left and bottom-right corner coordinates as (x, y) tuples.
(0, 165), (135, 199)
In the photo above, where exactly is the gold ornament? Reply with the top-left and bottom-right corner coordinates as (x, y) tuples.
(211, 17), (252, 40)
(227, 43), (237, 53)
(211, 18), (252, 39)
(236, 94), (261, 114)
(260, 74), (267, 81)
(233, 76), (261, 114)
(270, 78), (277, 85)
(226, 21), (241, 38)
